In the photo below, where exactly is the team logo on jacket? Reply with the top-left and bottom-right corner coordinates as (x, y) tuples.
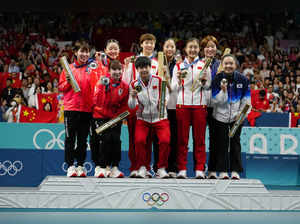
(118, 88), (123, 96)
(237, 84), (243, 88)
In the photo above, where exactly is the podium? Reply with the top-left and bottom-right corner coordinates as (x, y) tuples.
(1, 176), (300, 210)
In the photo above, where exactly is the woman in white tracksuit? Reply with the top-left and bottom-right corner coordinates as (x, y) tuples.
(171, 38), (211, 179)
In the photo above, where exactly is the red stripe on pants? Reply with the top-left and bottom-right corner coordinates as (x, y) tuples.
(176, 107), (207, 171)
(135, 119), (170, 169)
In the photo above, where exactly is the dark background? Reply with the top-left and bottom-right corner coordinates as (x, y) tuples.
(1, 0), (300, 12)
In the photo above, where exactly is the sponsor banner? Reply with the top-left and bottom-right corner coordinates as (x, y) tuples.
(1, 123), (300, 155)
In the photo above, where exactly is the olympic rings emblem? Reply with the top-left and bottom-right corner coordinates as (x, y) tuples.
(33, 129), (65, 149)
(61, 162), (93, 174)
(0, 160), (23, 176)
(142, 192), (169, 206)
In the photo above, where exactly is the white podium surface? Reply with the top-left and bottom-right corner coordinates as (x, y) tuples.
(0, 176), (300, 210)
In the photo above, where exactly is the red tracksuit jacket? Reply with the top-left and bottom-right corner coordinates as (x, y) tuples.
(93, 74), (129, 119)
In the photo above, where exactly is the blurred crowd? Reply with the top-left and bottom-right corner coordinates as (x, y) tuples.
(0, 10), (300, 124)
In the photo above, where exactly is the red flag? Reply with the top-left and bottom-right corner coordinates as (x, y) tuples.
(36, 93), (58, 111)
(291, 113), (300, 127)
(19, 106), (38, 123)
(19, 105), (58, 123)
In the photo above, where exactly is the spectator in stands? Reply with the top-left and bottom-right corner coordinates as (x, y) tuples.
(1, 78), (17, 103)
(3, 91), (25, 122)
(28, 86), (41, 108)
(21, 77), (30, 100)
(8, 59), (20, 74)
(0, 98), (8, 122)
(268, 96), (283, 113)
(45, 81), (54, 93)
(259, 60), (270, 80)
(248, 89), (270, 126)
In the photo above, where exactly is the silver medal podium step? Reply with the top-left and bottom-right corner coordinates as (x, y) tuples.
(0, 176), (300, 210)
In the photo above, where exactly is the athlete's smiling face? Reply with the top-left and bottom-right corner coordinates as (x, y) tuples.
(141, 40), (155, 56)
(163, 39), (176, 59)
(137, 66), (151, 82)
(222, 56), (237, 74)
(185, 40), (200, 61)
(204, 40), (217, 58)
(105, 42), (120, 60)
(76, 48), (90, 64)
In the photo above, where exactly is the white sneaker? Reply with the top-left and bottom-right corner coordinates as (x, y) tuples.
(168, 172), (177, 178)
(207, 171), (218, 179)
(94, 166), (106, 178)
(156, 168), (169, 179)
(76, 166), (86, 177)
(195, 170), (206, 179)
(105, 166), (111, 177)
(136, 166), (147, 178)
(177, 170), (187, 179)
(110, 166), (124, 178)
(67, 165), (77, 177)
(129, 170), (138, 178)
(231, 171), (240, 180)
(219, 172), (229, 180)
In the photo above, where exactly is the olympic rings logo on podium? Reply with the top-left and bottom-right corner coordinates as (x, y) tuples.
(0, 160), (23, 176)
(33, 129), (65, 149)
(142, 192), (169, 206)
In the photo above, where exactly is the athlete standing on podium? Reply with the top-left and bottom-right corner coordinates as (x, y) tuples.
(211, 54), (250, 180)
(123, 33), (159, 178)
(92, 60), (129, 178)
(171, 38), (211, 179)
(128, 56), (170, 179)
(200, 35), (221, 179)
(59, 42), (98, 177)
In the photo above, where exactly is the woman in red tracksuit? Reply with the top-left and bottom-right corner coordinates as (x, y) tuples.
(58, 42), (99, 178)
(92, 60), (129, 178)
(171, 38), (211, 179)
(89, 40), (119, 175)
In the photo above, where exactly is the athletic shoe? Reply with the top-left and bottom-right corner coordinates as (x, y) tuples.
(195, 170), (206, 179)
(231, 171), (240, 180)
(219, 172), (230, 180)
(207, 171), (218, 179)
(67, 165), (77, 177)
(129, 170), (138, 178)
(177, 170), (187, 179)
(136, 166), (147, 178)
(168, 172), (177, 178)
(94, 166), (106, 178)
(156, 168), (169, 179)
(76, 166), (86, 177)
(110, 166), (124, 178)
